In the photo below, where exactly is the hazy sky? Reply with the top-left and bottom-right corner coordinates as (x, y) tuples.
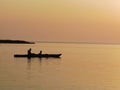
(1, 0), (120, 43)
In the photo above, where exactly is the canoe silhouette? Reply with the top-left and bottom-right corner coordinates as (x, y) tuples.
(14, 53), (62, 58)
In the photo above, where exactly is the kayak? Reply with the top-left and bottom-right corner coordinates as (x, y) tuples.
(14, 54), (62, 58)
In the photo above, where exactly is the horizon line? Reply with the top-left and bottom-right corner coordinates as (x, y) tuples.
(35, 41), (120, 45)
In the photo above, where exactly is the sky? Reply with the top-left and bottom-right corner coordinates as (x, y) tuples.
(0, 0), (120, 43)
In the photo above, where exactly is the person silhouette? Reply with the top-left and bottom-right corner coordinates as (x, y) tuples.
(39, 50), (42, 55)
(28, 48), (32, 56)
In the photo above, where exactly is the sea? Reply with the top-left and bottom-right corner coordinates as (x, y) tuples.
(0, 42), (120, 90)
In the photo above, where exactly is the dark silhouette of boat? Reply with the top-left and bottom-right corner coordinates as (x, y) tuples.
(14, 53), (62, 58)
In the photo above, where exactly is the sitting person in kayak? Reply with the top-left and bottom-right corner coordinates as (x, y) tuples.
(28, 48), (32, 56)
(39, 50), (42, 55)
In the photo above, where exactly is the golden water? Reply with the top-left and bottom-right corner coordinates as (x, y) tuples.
(0, 43), (120, 90)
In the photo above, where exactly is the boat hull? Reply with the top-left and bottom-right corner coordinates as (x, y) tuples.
(14, 54), (62, 58)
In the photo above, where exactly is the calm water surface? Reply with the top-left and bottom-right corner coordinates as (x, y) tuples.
(0, 43), (120, 90)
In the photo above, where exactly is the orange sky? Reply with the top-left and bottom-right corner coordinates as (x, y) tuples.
(0, 0), (120, 43)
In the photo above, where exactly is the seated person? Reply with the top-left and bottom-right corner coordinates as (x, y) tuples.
(39, 50), (42, 55)
(28, 48), (32, 56)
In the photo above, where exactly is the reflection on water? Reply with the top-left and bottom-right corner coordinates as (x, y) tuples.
(26, 57), (61, 71)
(13, 56), (62, 89)
(26, 58), (62, 81)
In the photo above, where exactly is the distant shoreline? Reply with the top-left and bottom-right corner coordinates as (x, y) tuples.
(0, 40), (35, 44)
